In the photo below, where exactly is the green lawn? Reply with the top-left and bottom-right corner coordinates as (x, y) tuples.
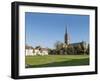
(25, 55), (89, 68)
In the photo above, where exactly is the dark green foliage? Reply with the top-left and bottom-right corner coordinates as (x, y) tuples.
(49, 41), (89, 55)
(67, 45), (74, 54)
(86, 44), (89, 54)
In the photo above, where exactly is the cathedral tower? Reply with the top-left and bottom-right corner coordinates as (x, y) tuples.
(65, 27), (70, 45)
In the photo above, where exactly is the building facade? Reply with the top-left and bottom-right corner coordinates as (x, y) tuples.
(25, 45), (48, 56)
(64, 26), (88, 54)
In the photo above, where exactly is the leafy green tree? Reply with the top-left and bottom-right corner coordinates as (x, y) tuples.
(54, 41), (64, 54)
(35, 46), (41, 49)
(67, 45), (74, 55)
(74, 44), (83, 55)
(80, 42), (87, 54)
(86, 44), (89, 54)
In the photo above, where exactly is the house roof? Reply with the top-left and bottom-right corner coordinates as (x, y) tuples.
(41, 48), (48, 51)
(25, 45), (33, 49)
(34, 48), (48, 51)
(25, 45), (48, 51)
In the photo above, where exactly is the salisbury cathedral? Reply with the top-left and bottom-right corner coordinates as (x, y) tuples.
(64, 27), (88, 47)
(53, 27), (89, 55)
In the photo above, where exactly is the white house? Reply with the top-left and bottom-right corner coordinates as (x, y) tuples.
(25, 45), (48, 56)
(25, 46), (33, 56)
(33, 48), (48, 56)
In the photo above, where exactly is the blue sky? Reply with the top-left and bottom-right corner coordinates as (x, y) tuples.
(25, 12), (89, 48)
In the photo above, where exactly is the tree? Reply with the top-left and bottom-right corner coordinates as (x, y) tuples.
(54, 41), (63, 49)
(74, 44), (83, 55)
(35, 46), (41, 49)
(48, 48), (52, 55)
(67, 45), (74, 54)
(54, 41), (64, 54)
(86, 44), (89, 54)
(63, 47), (67, 55)
(80, 42), (87, 55)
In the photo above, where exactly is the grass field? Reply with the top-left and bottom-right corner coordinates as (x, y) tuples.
(25, 55), (89, 68)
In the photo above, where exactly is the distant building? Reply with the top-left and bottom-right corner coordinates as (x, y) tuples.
(25, 45), (48, 56)
(65, 27), (70, 45)
(25, 45), (33, 56)
(63, 27), (70, 48)
(64, 26), (88, 51)
(33, 46), (48, 55)
(71, 41), (88, 48)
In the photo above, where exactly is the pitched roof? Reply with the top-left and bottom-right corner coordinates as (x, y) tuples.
(41, 48), (48, 51)
(25, 45), (33, 49)
(70, 41), (87, 47)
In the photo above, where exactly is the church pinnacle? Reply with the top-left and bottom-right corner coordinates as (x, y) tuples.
(65, 26), (69, 45)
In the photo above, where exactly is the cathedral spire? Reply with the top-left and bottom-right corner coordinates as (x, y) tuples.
(65, 26), (69, 45)
(65, 26), (67, 35)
